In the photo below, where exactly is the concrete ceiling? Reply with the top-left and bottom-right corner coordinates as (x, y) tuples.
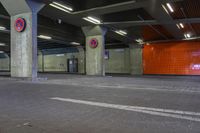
(0, 0), (200, 52)
(38, 0), (200, 43)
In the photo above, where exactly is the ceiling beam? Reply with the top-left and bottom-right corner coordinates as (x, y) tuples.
(144, 0), (184, 39)
(69, 0), (183, 16)
(102, 18), (200, 27)
(72, 0), (146, 16)
(103, 20), (158, 27)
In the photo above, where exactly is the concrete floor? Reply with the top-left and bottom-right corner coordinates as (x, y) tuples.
(0, 73), (200, 133)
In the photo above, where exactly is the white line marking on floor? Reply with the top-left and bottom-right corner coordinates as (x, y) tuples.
(39, 80), (200, 93)
(50, 97), (200, 122)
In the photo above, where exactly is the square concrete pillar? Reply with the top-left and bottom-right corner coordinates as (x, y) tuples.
(77, 46), (86, 74)
(82, 26), (107, 76)
(129, 44), (143, 75)
(10, 13), (37, 78)
(0, 0), (44, 78)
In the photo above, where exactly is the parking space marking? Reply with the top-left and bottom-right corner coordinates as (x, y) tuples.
(50, 97), (200, 122)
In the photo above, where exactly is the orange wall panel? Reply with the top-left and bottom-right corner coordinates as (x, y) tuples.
(143, 41), (200, 75)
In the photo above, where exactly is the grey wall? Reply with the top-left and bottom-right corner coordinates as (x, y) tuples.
(105, 48), (130, 74)
(0, 48), (133, 74)
(37, 48), (130, 74)
(0, 53), (9, 71)
(38, 52), (85, 74)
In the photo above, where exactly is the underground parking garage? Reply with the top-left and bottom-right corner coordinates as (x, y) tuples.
(0, 0), (200, 133)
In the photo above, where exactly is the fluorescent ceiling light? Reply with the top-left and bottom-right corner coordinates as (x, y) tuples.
(87, 17), (101, 24)
(56, 54), (65, 57)
(179, 23), (184, 28)
(183, 36), (200, 41)
(38, 35), (52, 40)
(52, 2), (73, 11)
(184, 33), (191, 39)
(162, 4), (169, 14)
(0, 51), (4, 53)
(0, 26), (6, 31)
(70, 42), (80, 45)
(115, 30), (127, 36)
(83, 16), (102, 24)
(176, 24), (180, 29)
(184, 34), (187, 38)
(186, 33), (191, 38)
(177, 23), (184, 29)
(50, 4), (71, 13)
(50, 2), (73, 13)
(136, 38), (144, 44)
(0, 43), (6, 46)
(166, 3), (174, 13)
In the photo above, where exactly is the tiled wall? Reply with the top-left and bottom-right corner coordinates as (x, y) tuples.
(143, 41), (200, 75)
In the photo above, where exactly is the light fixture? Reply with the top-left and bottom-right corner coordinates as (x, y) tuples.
(176, 24), (180, 29)
(0, 43), (6, 46)
(184, 34), (187, 38)
(83, 16), (102, 24)
(187, 34), (191, 38)
(162, 4), (169, 14)
(70, 42), (80, 45)
(166, 3), (174, 13)
(115, 30), (127, 36)
(50, 1), (73, 13)
(38, 35), (52, 40)
(0, 51), (4, 53)
(176, 23), (184, 29)
(183, 36), (200, 41)
(136, 38), (144, 44)
(179, 23), (184, 28)
(186, 33), (191, 38)
(56, 54), (65, 57)
(0, 26), (6, 31)
(184, 33), (191, 39)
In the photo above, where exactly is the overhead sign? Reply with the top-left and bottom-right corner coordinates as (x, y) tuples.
(15, 18), (26, 32)
(89, 38), (98, 48)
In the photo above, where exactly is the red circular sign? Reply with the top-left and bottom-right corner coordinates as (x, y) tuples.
(89, 38), (98, 48)
(15, 18), (26, 32)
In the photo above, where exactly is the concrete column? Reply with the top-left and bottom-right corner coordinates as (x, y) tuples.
(129, 44), (143, 75)
(77, 46), (85, 74)
(0, 0), (44, 78)
(82, 26), (107, 76)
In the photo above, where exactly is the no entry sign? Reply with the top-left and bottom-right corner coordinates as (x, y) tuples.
(15, 18), (26, 32)
(89, 38), (98, 48)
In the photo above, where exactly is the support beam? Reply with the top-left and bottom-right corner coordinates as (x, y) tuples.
(72, 0), (183, 16)
(144, 0), (183, 39)
(102, 18), (200, 28)
(73, 0), (145, 16)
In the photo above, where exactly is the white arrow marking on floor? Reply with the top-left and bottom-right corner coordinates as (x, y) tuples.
(50, 97), (200, 122)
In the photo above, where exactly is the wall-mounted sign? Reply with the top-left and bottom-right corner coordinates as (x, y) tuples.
(15, 18), (26, 32)
(89, 38), (98, 48)
(105, 50), (109, 60)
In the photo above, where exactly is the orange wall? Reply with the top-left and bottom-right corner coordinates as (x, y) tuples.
(143, 41), (200, 75)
